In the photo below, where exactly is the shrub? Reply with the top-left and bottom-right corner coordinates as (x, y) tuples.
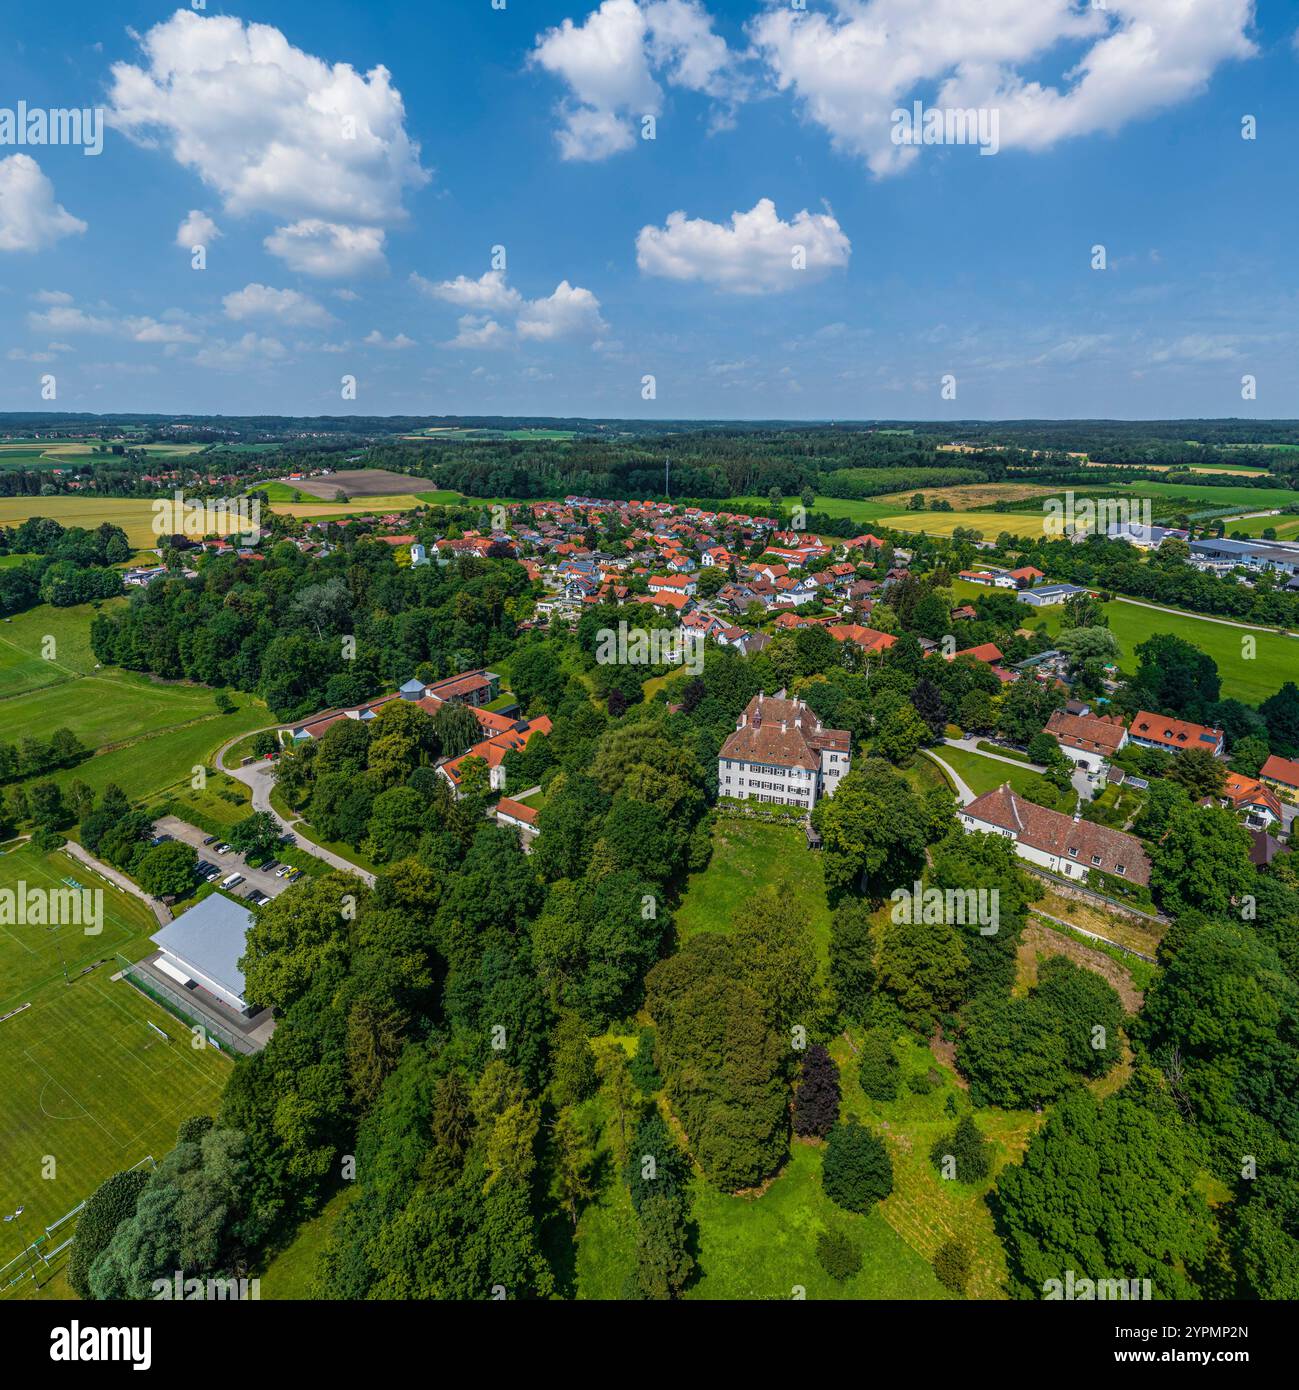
(816, 1229), (862, 1281)
(857, 1028), (900, 1101)
(68, 1169), (149, 1299)
(822, 1121), (894, 1213)
(933, 1238), (972, 1295)
(793, 1044), (840, 1138)
(929, 1113), (992, 1184)
(629, 1028), (662, 1095)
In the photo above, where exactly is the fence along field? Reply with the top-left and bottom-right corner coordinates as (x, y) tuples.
(0, 843), (229, 1260)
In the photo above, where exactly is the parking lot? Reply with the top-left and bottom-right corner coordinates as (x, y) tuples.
(152, 815), (303, 904)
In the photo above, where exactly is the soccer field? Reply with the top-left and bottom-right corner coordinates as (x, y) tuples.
(0, 845), (230, 1251)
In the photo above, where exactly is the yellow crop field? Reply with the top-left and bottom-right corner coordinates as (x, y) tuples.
(0, 496), (245, 546)
(872, 482), (1064, 509)
(879, 510), (1052, 539)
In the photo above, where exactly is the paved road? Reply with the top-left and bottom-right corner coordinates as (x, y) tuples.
(62, 841), (172, 926)
(153, 815), (291, 902)
(214, 728), (376, 886)
(924, 749), (976, 806)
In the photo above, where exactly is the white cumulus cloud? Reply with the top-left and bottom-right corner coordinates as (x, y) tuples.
(0, 155), (86, 252)
(223, 283), (334, 327)
(176, 209), (220, 249)
(108, 10), (428, 269)
(750, 0), (1257, 176)
(264, 220), (386, 278)
(532, 0), (742, 160)
(517, 280), (609, 341)
(444, 315), (512, 350)
(412, 269), (522, 313)
(636, 197), (850, 293)
(363, 330), (416, 349)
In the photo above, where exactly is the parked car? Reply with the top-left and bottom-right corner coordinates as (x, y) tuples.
(215, 843), (231, 854)
(202, 835), (217, 846)
(287, 870), (304, 883)
(221, 872), (244, 890)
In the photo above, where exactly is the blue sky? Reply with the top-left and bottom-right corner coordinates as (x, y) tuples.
(1, 1), (1296, 420)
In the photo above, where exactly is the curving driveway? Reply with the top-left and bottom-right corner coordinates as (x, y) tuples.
(214, 728), (375, 886)
(923, 749), (976, 806)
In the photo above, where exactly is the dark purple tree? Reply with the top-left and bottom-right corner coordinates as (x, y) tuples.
(792, 1044), (841, 1138)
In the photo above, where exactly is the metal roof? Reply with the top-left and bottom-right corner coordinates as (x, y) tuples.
(151, 893), (255, 1003)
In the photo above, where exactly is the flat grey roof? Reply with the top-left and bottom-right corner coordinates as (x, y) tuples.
(151, 893), (255, 1002)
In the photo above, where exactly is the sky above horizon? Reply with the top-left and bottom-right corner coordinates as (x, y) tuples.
(1, 1), (1297, 422)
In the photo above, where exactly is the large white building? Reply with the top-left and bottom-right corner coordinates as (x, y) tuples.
(718, 692), (850, 809)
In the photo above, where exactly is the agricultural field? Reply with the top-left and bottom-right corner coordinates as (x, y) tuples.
(0, 843), (230, 1255)
(285, 468), (426, 500)
(872, 482), (1067, 510)
(1033, 598), (1299, 704)
(1218, 511), (1299, 540)
(879, 509), (1051, 539)
(269, 495), (430, 520)
(400, 427), (577, 441)
(0, 496), (241, 548)
(1127, 480), (1298, 511)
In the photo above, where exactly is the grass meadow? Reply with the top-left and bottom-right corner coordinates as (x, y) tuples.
(0, 843), (230, 1272)
(0, 600), (269, 803)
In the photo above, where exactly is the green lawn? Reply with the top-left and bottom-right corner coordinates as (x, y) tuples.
(929, 745), (1044, 798)
(0, 844), (230, 1262)
(27, 701), (268, 805)
(685, 1141), (949, 1300)
(1, 674), (225, 749)
(0, 600), (121, 699)
(259, 1187), (356, 1298)
(675, 818), (832, 959)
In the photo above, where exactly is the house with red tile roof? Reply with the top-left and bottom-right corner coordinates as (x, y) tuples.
(1128, 711), (1224, 757)
(1044, 709), (1129, 778)
(952, 642), (1005, 666)
(827, 624), (897, 653)
(1260, 754), (1299, 801)
(439, 715), (553, 796)
(961, 783), (1150, 886)
(1218, 772), (1282, 830)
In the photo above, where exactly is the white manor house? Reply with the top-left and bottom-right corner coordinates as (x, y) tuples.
(718, 691), (851, 809)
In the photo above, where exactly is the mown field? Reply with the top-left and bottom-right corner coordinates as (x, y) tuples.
(1033, 598), (1299, 704)
(570, 809), (1030, 1299)
(0, 843), (230, 1262)
(0, 601), (119, 699)
(0, 600), (269, 801)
